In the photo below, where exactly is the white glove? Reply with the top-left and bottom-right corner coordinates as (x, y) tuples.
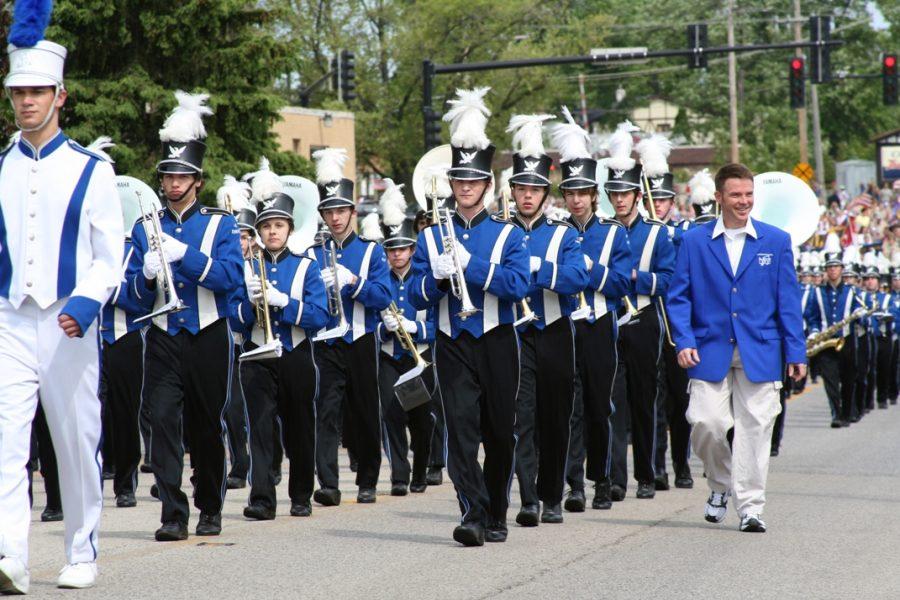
(432, 254), (456, 280)
(335, 263), (356, 288)
(530, 256), (542, 273)
(143, 251), (162, 280)
(583, 254), (594, 270)
(806, 332), (818, 342)
(382, 311), (401, 332)
(246, 275), (263, 304)
(321, 268), (335, 287)
(160, 233), (188, 262)
(400, 317), (419, 334)
(267, 288), (289, 308)
(453, 241), (471, 270)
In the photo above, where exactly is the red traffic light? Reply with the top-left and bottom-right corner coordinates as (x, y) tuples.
(791, 58), (804, 71)
(885, 55), (897, 70)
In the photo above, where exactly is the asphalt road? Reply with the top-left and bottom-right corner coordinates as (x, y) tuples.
(23, 382), (900, 599)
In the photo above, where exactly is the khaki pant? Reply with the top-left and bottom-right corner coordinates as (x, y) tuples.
(686, 348), (782, 517)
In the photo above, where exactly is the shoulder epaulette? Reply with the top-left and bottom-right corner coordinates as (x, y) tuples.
(136, 209), (166, 224)
(644, 217), (667, 227)
(200, 206), (232, 217)
(597, 217), (624, 228)
(490, 214), (513, 224)
(67, 139), (108, 162)
(547, 218), (574, 229)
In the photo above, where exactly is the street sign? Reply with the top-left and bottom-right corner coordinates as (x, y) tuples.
(792, 162), (814, 183)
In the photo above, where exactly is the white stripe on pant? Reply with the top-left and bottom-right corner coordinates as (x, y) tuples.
(686, 348), (782, 518)
(0, 297), (102, 565)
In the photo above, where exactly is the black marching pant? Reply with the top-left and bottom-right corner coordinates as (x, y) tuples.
(876, 335), (893, 406)
(379, 352), (435, 486)
(854, 333), (871, 416)
(100, 330), (144, 497)
(428, 378), (446, 470)
(316, 333), (382, 490)
(515, 319), (576, 506)
(144, 320), (232, 525)
(890, 339), (899, 402)
(817, 338), (856, 422)
(612, 308), (662, 485)
(655, 340), (691, 474)
(241, 340), (317, 508)
(437, 326), (519, 526)
(225, 344), (250, 480)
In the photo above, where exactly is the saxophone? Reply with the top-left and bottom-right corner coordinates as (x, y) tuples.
(806, 302), (876, 357)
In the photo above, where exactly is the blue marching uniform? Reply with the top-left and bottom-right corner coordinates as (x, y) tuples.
(856, 289), (879, 414)
(123, 201), (243, 528)
(409, 207), (530, 531)
(871, 291), (894, 409)
(512, 214), (588, 512)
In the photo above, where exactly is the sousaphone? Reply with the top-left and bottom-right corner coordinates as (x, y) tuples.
(115, 175), (162, 235)
(280, 174), (321, 254)
(751, 172), (822, 247)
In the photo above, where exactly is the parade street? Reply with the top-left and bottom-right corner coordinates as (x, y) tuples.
(21, 383), (900, 599)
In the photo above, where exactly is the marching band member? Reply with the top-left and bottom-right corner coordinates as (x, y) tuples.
(606, 122), (675, 501)
(668, 163), (806, 533)
(0, 17), (123, 590)
(843, 255), (870, 422)
(239, 184), (329, 520)
(308, 148), (392, 506)
(368, 181), (436, 496)
(409, 88), (530, 546)
(865, 259), (893, 410)
(889, 269), (900, 406)
(506, 113), (588, 526)
(123, 91), (243, 541)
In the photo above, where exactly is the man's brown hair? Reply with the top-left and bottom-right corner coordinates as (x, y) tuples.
(714, 163), (754, 192)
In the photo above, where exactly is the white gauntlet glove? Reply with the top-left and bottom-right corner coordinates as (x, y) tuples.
(335, 263), (356, 288)
(530, 256), (542, 273)
(246, 275), (263, 304)
(382, 311), (401, 332)
(453, 241), (471, 270)
(267, 288), (289, 308)
(432, 254), (456, 280)
(160, 233), (188, 262)
(143, 252), (162, 280)
(400, 317), (419, 334)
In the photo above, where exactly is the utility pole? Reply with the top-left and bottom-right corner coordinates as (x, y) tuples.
(793, 0), (809, 164)
(727, 0), (740, 162)
(578, 73), (589, 129)
(810, 84), (826, 201)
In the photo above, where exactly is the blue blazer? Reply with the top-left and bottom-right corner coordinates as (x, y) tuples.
(667, 218), (806, 383)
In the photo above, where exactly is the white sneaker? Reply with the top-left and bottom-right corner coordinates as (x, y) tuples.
(57, 562), (98, 589)
(739, 514), (767, 533)
(704, 491), (730, 523)
(0, 555), (30, 595)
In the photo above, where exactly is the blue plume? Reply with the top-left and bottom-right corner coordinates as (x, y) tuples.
(8, 0), (54, 47)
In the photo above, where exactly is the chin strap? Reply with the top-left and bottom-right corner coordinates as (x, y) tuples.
(159, 175), (201, 204)
(11, 85), (62, 133)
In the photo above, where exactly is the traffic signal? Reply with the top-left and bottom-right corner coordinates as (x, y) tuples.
(424, 107), (441, 150)
(808, 16), (832, 84)
(331, 56), (339, 93)
(687, 24), (708, 69)
(339, 50), (356, 102)
(789, 57), (805, 109)
(884, 54), (898, 106)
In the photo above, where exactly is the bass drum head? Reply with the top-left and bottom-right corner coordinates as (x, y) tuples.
(752, 172), (821, 247)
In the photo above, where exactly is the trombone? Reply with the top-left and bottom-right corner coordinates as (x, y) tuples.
(134, 191), (186, 323)
(312, 234), (350, 341)
(239, 245), (284, 362)
(640, 174), (676, 347)
(498, 185), (537, 326)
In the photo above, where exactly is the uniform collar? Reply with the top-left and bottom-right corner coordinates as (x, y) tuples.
(616, 212), (642, 230)
(165, 200), (200, 224)
(334, 230), (357, 249)
(391, 266), (411, 282)
(514, 213), (546, 232)
(712, 216), (758, 239)
(453, 207), (488, 229)
(264, 247), (291, 264)
(17, 130), (67, 161)
(568, 214), (596, 232)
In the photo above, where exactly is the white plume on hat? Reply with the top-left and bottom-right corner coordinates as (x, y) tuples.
(86, 136), (115, 163)
(823, 231), (842, 255)
(360, 213), (384, 241)
(635, 134), (672, 178)
(443, 87), (492, 150)
(688, 169), (716, 205)
(604, 120), (640, 171)
(159, 91), (213, 143)
(380, 178), (407, 227)
(217, 175), (252, 212)
(550, 106), (591, 163)
(250, 156), (282, 201)
(799, 252), (812, 269)
(313, 147), (348, 184)
(506, 114), (553, 158)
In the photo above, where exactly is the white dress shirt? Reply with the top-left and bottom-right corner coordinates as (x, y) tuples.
(712, 217), (758, 276)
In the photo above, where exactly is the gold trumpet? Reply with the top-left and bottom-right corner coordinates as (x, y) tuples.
(240, 246), (283, 362)
(134, 191), (186, 323)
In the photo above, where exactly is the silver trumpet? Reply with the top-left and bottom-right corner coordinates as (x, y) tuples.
(434, 206), (479, 320)
(134, 191), (186, 323)
(239, 245), (284, 362)
(313, 235), (350, 341)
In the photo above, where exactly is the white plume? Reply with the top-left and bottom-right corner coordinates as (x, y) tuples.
(863, 251), (877, 269)
(823, 231), (842, 254)
(250, 156), (282, 201)
(506, 114), (553, 158)
(604, 120), (640, 171)
(360, 213), (384, 241)
(688, 169), (716, 205)
(635, 134), (672, 178)
(159, 91), (213, 142)
(550, 106), (591, 162)
(425, 165), (452, 199)
(799, 252), (811, 269)
(443, 87), (492, 150)
(86, 136), (115, 163)
(313, 147), (348, 183)
(843, 245), (859, 266)
(380, 178), (408, 227)
(217, 175), (252, 212)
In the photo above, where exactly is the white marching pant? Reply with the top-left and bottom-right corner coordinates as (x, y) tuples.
(0, 297), (102, 565)
(686, 348), (782, 518)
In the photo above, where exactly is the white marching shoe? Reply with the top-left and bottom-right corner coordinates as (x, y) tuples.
(57, 562), (98, 589)
(704, 491), (730, 523)
(0, 555), (30, 595)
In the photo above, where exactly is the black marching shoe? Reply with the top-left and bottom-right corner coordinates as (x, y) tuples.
(878, 402), (888, 409)
(140, 463), (153, 474)
(357, 488), (377, 504)
(272, 472), (283, 486)
(102, 469), (116, 481)
(674, 464), (693, 489)
(313, 488), (341, 507)
(155, 521), (188, 542)
(770, 447), (780, 457)
(485, 520), (508, 543)
(243, 504), (275, 521)
(290, 501), (312, 517)
(654, 473), (670, 491)
(196, 513), (222, 536)
(453, 522), (485, 547)
(149, 483), (160, 499)
(391, 483), (408, 497)
(409, 480), (427, 494)
(610, 484), (626, 502)
(41, 507), (63, 522)
(891, 398), (898, 405)
(564, 489), (586, 513)
(515, 503), (540, 527)
(830, 420), (843, 428)
(636, 481), (656, 499)
(541, 503), (563, 524)
(116, 492), (137, 508)
(593, 480), (612, 510)
(226, 476), (246, 490)
(426, 466), (443, 486)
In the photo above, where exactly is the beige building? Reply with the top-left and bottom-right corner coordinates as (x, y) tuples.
(272, 107), (356, 178)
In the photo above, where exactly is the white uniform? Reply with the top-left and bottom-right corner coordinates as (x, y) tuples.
(0, 131), (123, 565)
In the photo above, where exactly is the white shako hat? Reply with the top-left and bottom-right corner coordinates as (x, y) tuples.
(5, 0), (66, 89)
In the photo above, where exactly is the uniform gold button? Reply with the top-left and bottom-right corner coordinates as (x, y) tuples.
(26, 281), (33, 287)
(28, 234), (35, 241)
(30, 189), (37, 194)
(178, 282), (184, 289)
